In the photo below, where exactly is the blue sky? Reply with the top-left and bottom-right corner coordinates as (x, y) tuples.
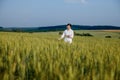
(0, 0), (120, 27)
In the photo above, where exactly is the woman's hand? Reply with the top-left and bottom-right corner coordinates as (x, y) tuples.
(66, 35), (71, 38)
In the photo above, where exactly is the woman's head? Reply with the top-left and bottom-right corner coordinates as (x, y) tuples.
(67, 23), (72, 30)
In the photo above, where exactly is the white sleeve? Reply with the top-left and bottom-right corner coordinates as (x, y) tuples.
(71, 30), (74, 38)
(61, 31), (65, 39)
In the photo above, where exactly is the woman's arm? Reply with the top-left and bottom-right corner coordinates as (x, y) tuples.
(61, 31), (65, 39)
(58, 31), (65, 40)
(71, 30), (74, 38)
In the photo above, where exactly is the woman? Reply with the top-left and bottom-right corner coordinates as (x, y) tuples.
(58, 23), (74, 44)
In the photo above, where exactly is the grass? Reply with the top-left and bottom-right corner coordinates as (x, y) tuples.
(0, 30), (120, 80)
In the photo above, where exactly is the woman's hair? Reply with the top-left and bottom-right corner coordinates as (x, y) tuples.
(67, 23), (72, 27)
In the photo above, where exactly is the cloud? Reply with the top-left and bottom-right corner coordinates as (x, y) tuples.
(81, 0), (86, 4)
(65, 0), (87, 4)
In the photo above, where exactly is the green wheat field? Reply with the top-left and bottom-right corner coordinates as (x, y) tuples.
(0, 30), (120, 80)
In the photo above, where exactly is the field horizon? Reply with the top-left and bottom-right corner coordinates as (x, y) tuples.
(1, 25), (120, 32)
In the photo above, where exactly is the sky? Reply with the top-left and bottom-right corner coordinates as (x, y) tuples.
(0, 0), (120, 27)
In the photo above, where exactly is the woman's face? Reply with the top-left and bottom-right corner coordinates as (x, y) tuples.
(67, 25), (71, 30)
